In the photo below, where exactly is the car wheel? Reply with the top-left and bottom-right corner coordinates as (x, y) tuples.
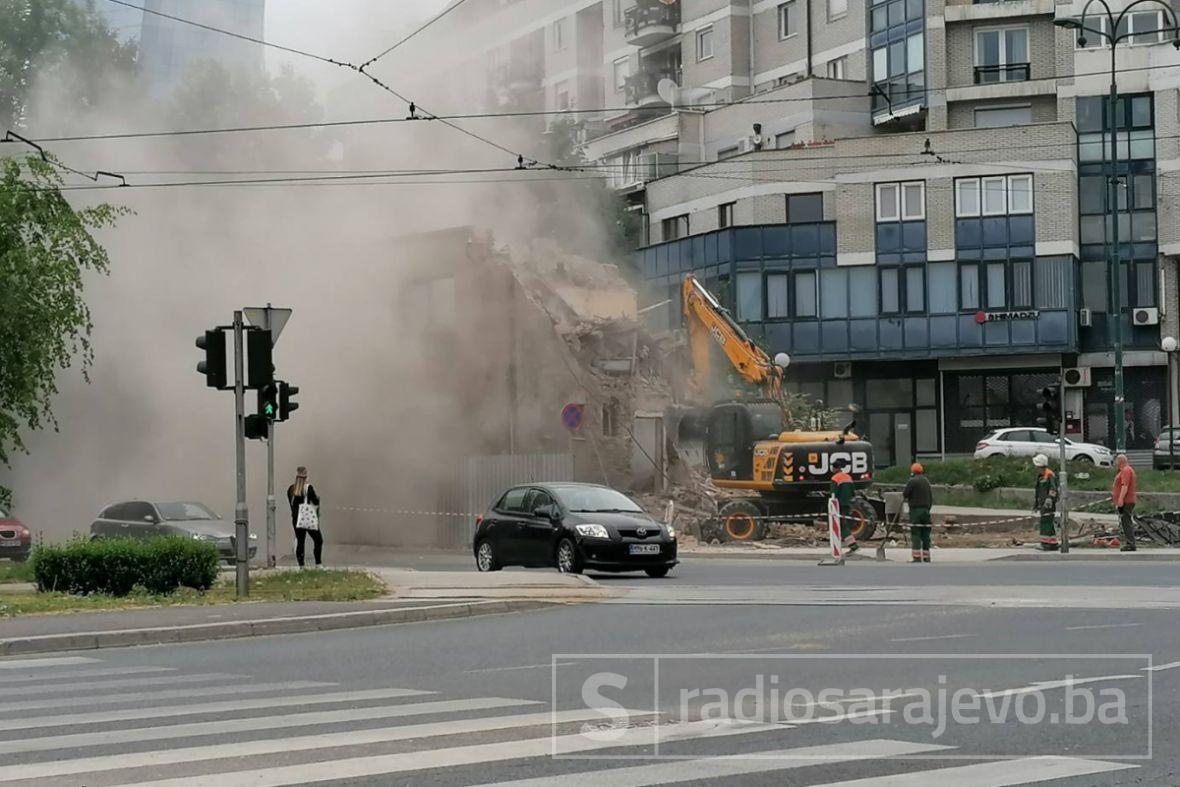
(555, 538), (582, 575)
(474, 540), (501, 572)
(1074, 455), (1094, 465)
(644, 567), (670, 578)
(718, 500), (766, 542)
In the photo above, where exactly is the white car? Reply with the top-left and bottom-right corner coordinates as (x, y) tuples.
(973, 428), (1114, 466)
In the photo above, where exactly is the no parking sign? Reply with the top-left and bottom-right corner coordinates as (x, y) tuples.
(561, 403), (585, 433)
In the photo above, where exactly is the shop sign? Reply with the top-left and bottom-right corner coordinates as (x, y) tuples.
(974, 310), (1040, 324)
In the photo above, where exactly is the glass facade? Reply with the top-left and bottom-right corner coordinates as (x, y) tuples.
(869, 0), (925, 114)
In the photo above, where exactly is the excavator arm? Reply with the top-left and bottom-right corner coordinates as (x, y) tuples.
(682, 274), (785, 400)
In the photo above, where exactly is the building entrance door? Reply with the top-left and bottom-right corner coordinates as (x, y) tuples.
(867, 411), (913, 468)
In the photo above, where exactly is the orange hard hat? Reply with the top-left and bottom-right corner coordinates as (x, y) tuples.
(910, 463), (924, 474)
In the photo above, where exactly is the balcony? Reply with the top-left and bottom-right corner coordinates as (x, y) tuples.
(624, 68), (679, 107)
(624, 0), (680, 47)
(609, 152), (679, 191)
(974, 62), (1031, 84)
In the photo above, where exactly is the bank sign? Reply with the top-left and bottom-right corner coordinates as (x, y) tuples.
(974, 310), (1040, 324)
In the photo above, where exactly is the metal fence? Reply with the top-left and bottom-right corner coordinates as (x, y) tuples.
(444, 453), (576, 548)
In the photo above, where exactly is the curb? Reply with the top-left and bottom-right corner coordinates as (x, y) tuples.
(0, 600), (558, 657)
(992, 552), (1180, 562)
(680, 549), (1180, 562)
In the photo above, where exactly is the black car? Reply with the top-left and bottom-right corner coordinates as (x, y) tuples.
(90, 500), (257, 562)
(472, 483), (677, 577)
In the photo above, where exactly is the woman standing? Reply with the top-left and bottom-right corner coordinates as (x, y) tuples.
(287, 466), (323, 568)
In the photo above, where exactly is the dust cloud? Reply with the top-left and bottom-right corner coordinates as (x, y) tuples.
(0, 2), (628, 553)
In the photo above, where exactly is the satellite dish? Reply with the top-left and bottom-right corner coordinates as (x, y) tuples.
(774, 352), (791, 369)
(657, 78), (679, 105)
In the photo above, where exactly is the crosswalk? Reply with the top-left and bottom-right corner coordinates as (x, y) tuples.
(0, 654), (1140, 786)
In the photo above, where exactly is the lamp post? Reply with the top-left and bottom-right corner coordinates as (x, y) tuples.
(1164, 335), (1178, 468)
(1055, 3), (1180, 453)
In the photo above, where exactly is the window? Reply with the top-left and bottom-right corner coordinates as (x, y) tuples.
(767, 274), (789, 318)
(869, 0), (925, 113)
(794, 271), (817, 317)
(553, 18), (565, 50)
(880, 267), (925, 314)
(1012, 260), (1033, 308)
(906, 266), (925, 312)
(956, 179), (980, 217)
(974, 104), (1032, 128)
(974, 27), (1029, 83)
(955, 175), (1034, 217)
(613, 57), (630, 90)
(825, 56), (848, 79)
(986, 263), (1007, 308)
(778, 2), (797, 38)
(736, 272), (763, 322)
(960, 264), (980, 309)
(1076, 11), (1167, 46)
(661, 214), (688, 240)
(787, 193), (824, 223)
(718, 202), (734, 228)
(498, 488), (529, 513)
(554, 80), (571, 110)
(828, 0), (848, 19)
(880, 268), (900, 314)
(775, 130), (796, 149)
(612, 0), (624, 27)
(697, 26), (714, 60)
(877, 181), (925, 221)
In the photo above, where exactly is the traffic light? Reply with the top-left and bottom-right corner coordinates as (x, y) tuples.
(244, 414), (269, 441)
(1038, 385), (1061, 435)
(246, 328), (273, 390)
(258, 382), (279, 421)
(195, 329), (227, 389)
(278, 381), (300, 422)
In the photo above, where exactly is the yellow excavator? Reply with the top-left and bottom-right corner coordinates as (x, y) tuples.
(681, 274), (882, 542)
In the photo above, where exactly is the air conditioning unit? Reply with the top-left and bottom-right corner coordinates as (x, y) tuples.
(1063, 367), (1092, 388)
(1078, 308), (1092, 328)
(1134, 307), (1160, 326)
(833, 361), (853, 379)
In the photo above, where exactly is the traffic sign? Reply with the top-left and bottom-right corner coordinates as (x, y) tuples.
(244, 305), (293, 346)
(561, 403), (584, 433)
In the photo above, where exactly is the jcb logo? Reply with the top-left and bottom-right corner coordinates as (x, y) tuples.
(710, 325), (727, 347)
(808, 451), (870, 476)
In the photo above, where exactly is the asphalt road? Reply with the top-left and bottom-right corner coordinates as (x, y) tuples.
(2, 556), (1177, 786)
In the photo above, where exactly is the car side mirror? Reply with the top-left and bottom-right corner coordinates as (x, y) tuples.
(533, 504), (558, 521)
(143, 515), (156, 524)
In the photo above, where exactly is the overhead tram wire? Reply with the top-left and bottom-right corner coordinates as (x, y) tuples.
(102, 0), (552, 168)
(39, 52), (1180, 146)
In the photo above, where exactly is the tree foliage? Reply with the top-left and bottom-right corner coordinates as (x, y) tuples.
(0, 155), (127, 480)
(0, 0), (137, 131)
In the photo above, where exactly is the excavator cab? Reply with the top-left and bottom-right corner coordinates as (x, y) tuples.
(707, 402), (784, 480)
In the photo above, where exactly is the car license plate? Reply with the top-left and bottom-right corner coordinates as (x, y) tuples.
(0, 540), (20, 548)
(629, 544), (660, 555)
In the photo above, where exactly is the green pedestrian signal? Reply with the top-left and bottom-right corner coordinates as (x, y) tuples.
(258, 383), (279, 422)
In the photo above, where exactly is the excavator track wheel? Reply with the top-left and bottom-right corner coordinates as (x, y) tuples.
(847, 498), (879, 542)
(718, 501), (767, 542)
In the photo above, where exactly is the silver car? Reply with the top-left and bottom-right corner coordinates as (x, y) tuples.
(89, 501), (257, 561)
(973, 428), (1114, 466)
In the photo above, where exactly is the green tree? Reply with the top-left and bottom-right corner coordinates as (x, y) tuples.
(0, 155), (127, 506)
(0, 0), (137, 131)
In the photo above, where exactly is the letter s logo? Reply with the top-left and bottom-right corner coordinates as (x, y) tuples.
(579, 671), (631, 742)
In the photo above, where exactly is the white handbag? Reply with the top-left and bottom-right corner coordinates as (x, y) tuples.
(296, 484), (320, 531)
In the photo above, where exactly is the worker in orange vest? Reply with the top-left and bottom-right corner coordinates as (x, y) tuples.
(831, 458), (859, 554)
(1032, 454), (1059, 551)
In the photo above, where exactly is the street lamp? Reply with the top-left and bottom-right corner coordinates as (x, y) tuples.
(1163, 335), (1178, 468)
(1055, 2), (1180, 453)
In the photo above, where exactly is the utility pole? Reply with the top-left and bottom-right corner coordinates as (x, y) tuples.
(267, 418), (276, 569)
(232, 311), (250, 598)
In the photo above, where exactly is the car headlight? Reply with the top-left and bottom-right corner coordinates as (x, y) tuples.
(249, 534), (258, 540)
(192, 533), (218, 541)
(666, 525), (677, 540)
(575, 524), (610, 539)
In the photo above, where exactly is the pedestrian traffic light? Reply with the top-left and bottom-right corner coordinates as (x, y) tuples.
(246, 328), (273, 390)
(278, 381), (300, 422)
(1038, 385), (1061, 435)
(244, 414), (269, 441)
(195, 329), (227, 389)
(258, 382), (279, 421)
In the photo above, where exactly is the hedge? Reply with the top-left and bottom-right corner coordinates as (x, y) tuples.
(31, 537), (220, 596)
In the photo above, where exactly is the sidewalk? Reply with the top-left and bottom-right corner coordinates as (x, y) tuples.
(683, 545), (1180, 562)
(0, 569), (601, 657)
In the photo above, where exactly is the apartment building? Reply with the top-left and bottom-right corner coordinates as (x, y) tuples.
(400, 0), (1180, 464)
(137, 0), (266, 92)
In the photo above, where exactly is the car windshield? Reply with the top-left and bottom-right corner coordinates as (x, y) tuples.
(554, 486), (644, 513)
(156, 502), (218, 521)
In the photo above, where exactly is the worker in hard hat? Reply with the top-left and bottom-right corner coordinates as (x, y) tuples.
(830, 457), (859, 554)
(1032, 454), (1059, 551)
(903, 463), (934, 563)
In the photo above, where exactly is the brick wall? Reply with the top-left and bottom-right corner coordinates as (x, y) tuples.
(946, 95), (1058, 128)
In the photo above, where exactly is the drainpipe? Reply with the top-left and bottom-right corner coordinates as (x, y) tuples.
(806, 0), (814, 77)
(748, 0), (756, 94)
